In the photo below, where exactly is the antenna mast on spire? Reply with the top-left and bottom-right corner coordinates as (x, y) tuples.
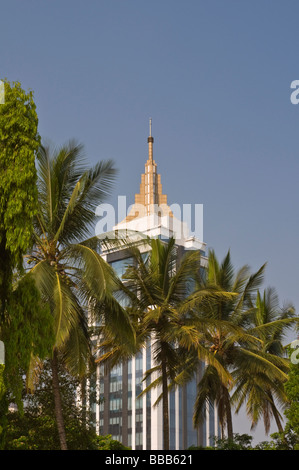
(147, 118), (154, 162)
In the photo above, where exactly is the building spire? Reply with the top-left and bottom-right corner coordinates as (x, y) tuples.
(147, 117), (154, 162)
(120, 121), (172, 222)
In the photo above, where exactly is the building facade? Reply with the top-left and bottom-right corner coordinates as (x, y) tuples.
(90, 124), (220, 449)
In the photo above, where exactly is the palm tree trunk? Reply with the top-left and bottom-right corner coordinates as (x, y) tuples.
(224, 387), (233, 440)
(81, 377), (87, 426)
(51, 348), (68, 450)
(161, 349), (170, 450)
(221, 421), (225, 439)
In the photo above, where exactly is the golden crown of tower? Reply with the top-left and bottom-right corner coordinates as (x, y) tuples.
(124, 119), (172, 223)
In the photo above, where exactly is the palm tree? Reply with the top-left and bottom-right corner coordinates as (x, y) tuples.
(97, 237), (234, 450)
(192, 249), (268, 440)
(26, 140), (134, 450)
(192, 250), (296, 442)
(232, 287), (296, 434)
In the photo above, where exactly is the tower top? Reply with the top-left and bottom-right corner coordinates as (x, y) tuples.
(112, 121), (205, 251)
(119, 123), (170, 222)
(148, 117), (154, 145)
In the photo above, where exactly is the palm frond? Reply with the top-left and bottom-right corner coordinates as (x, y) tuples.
(53, 272), (82, 347)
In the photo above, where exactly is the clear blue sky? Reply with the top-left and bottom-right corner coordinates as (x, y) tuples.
(1, 0), (298, 444)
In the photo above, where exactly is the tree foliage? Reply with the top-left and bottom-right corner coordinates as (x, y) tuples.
(25, 140), (134, 449)
(1, 275), (53, 408)
(0, 80), (40, 290)
(28, 140), (131, 371)
(4, 359), (129, 450)
(190, 250), (297, 440)
(97, 237), (234, 449)
(283, 348), (299, 448)
(0, 80), (52, 447)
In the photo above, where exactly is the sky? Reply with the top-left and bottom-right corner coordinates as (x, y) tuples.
(1, 0), (299, 445)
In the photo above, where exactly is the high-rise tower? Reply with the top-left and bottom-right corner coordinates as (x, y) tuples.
(91, 124), (218, 449)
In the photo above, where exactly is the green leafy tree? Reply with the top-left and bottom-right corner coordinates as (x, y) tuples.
(5, 358), (130, 450)
(255, 430), (299, 450)
(252, 353), (299, 451)
(0, 80), (40, 302)
(0, 80), (52, 447)
(26, 140), (134, 450)
(1, 276), (53, 405)
(188, 433), (254, 450)
(94, 435), (131, 450)
(283, 346), (299, 448)
(213, 433), (254, 450)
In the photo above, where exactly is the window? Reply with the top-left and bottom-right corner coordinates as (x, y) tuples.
(110, 257), (133, 279)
